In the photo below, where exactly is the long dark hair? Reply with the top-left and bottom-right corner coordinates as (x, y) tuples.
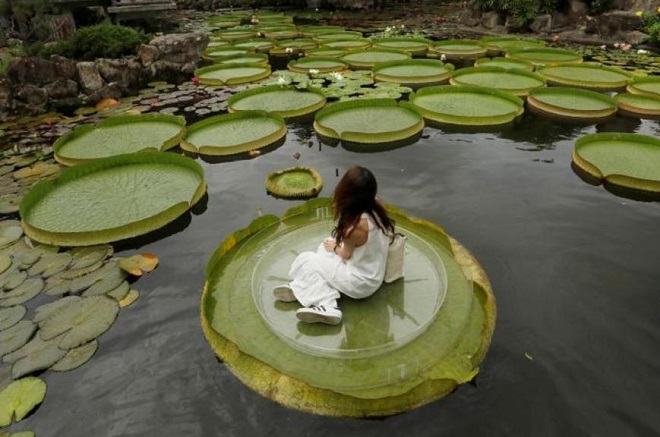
(331, 166), (394, 245)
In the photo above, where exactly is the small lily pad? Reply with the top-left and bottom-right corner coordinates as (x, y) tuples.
(0, 377), (47, 426)
(265, 167), (323, 199)
(33, 296), (81, 324)
(81, 264), (127, 297)
(70, 262), (121, 294)
(13, 250), (42, 270)
(106, 281), (130, 301)
(57, 259), (105, 280)
(43, 275), (72, 296)
(0, 320), (36, 357)
(0, 223), (22, 248)
(3, 270), (27, 290)
(119, 289), (139, 308)
(51, 339), (98, 372)
(0, 278), (44, 307)
(0, 255), (11, 275)
(11, 334), (67, 379)
(27, 252), (72, 277)
(0, 306), (26, 331)
(117, 253), (159, 276)
(39, 295), (119, 349)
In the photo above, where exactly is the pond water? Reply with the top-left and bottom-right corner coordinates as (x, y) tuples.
(9, 110), (660, 435)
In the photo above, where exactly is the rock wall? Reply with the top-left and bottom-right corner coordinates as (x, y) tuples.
(0, 32), (208, 120)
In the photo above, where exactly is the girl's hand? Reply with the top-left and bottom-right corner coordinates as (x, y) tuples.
(323, 238), (337, 253)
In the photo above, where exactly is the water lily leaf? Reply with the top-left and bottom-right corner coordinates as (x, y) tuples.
(0, 377), (47, 426)
(0, 278), (44, 307)
(2, 270), (27, 290)
(43, 275), (72, 296)
(0, 255), (11, 275)
(12, 162), (59, 180)
(117, 253), (159, 276)
(27, 252), (72, 277)
(81, 264), (126, 297)
(0, 320), (36, 357)
(33, 296), (81, 324)
(69, 245), (113, 270)
(0, 223), (23, 248)
(0, 366), (10, 390)
(70, 261), (121, 294)
(106, 281), (129, 301)
(13, 249), (42, 270)
(118, 289), (139, 308)
(51, 339), (98, 372)
(11, 334), (67, 379)
(39, 296), (119, 349)
(0, 306), (26, 331)
(7, 431), (36, 437)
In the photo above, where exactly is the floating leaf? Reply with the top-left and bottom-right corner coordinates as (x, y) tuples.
(33, 296), (81, 324)
(0, 278), (44, 307)
(2, 270), (27, 290)
(0, 223), (22, 248)
(0, 377), (47, 426)
(69, 262), (118, 294)
(0, 320), (36, 357)
(57, 259), (104, 281)
(43, 275), (72, 296)
(118, 289), (139, 308)
(106, 281), (129, 301)
(0, 306), (26, 331)
(39, 296), (119, 349)
(525, 352), (533, 360)
(13, 250), (42, 270)
(11, 334), (67, 379)
(81, 264), (126, 297)
(117, 253), (159, 276)
(0, 255), (11, 275)
(27, 252), (72, 277)
(51, 340), (98, 372)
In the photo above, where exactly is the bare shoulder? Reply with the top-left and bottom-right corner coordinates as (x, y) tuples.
(345, 218), (369, 247)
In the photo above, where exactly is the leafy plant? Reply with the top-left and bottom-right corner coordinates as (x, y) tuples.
(640, 8), (660, 44)
(46, 24), (149, 61)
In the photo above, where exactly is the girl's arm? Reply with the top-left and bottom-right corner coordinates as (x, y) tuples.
(324, 218), (368, 260)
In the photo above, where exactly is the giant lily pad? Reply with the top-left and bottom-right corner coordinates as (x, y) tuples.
(265, 167), (323, 199)
(201, 198), (495, 417)
(429, 40), (487, 61)
(408, 85), (524, 126)
(372, 38), (431, 57)
(616, 93), (660, 118)
(341, 49), (410, 70)
(313, 99), (424, 145)
(573, 132), (660, 194)
(305, 47), (348, 58)
(217, 53), (270, 66)
(53, 114), (186, 166)
(373, 59), (454, 89)
(449, 66), (545, 96)
(626, 76), (660, 97)
(195, 63), (272, 86)
(314, 31), (364, 41)
(480, 36), (546, 56)
(287, 57), (349, 74)
(299, 26), (345, 37)
(20, 153), (206, 246)
(182, 111), (287, 156)
(474, 56), (534, 71)
(320, 39), (372, 52)
(506, 48), (582, 66)
(232, 38), (277, 53)
(211, 29), (257, 41)
(0, 377), (46, 426)
(39, 295), (119, 349)
(536, 63), (633, 91)
(527, 87), (617, 121)
(228, 85), (326, 121)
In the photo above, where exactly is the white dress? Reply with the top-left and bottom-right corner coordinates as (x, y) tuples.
(288, 213), (390, 308)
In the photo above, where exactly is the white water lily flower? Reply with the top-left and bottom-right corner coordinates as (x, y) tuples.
(329, 71), (344, 81)
(278, 76), (287, 86)
(637, 49), (650, 54)
(440, 54), (447, 61)
(309, 69), (320, 75)
(286, 47), (294, 53)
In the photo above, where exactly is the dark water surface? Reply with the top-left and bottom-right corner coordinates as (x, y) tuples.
(15, 113), (660, 436)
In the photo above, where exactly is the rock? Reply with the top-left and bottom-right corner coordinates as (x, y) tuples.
(16, 84), (48, 112)
(87, 82), (123, 106)
(148, 60), (190, 85)
(613, 0), (657, 12)
(567, 0), (588, 23)
(598, 11), (643, 37)
(138, 44), (160, 66)
(96, 58), (142, 93)
(44, 79), (79, 100)
(50, 55), (78, 81)
(6, 57), (62, 86)
(148, 32), (209, 65)
(0, 77), (13, 120)
(551, 12), (568, 30)
(481, 11), (503, 29)
(530, 14), (552, 33)
(457, 9), (482, 27)
(623, 30), (650, 45)
(76, 61), (105, 94)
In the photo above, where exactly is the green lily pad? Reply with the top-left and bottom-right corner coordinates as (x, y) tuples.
(228, 85), (326, 121)
(626, 76), (660, 97)
(265, 166), (323, 199)
(313, 31), (363, 41)
(527, 87), (617, 121)
(2, 270), (26, 290)
(181, 111), (287, 157)
(27, 252), (72, 277)
(39, 295), (119, 349)
(506, 47), (582, 66)
(51, 339), (98, 372)
(0, 223), (22, 248)
(0, 377), (46, 426)
(81, 264), (126, 297)
(11, 334), (67, 379)
(106, 280), (130, 301)
(314, 98), (424, 145)
(195, 63), (272, 86)
(573, 132), (660, 194)
(0, 305), (26, 331)
(118, 289), (139, 308)
(373, 59), (454, 89)
(341, 49), (410, 70)
(34, 296), (81, 323)
(320, 39), (371, 52)
(217, 53), (270, 66)
(69, 261), (120, 294)
(372, 37), (431, 56)
(449, 66), (546, 97)
(232, 39), (276, 53)
(305, 48), (347, 58)
(536, 63), (633, 91)
(0, 320), (36, 357)
(408, 85), (524, 126)
(287, 57), (349, 74)
(0, 278), (44, 307)
(480, 36), (546, 55)
(0, 255), (11, 275)
(20, 153), (206, 246)
(69, 245), (113, 270)
(52, 114), (186, 166)
(474, 56), (534, 71)
(616, 92), (660, 118)
(43, 275), (72, 296)
(430, 39), (487, 61)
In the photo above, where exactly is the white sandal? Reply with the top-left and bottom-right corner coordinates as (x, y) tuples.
(296, 306), (343, 325)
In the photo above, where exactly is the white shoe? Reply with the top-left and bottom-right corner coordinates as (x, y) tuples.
(296, 306), (342, 325)
(273, 284), (296, 302)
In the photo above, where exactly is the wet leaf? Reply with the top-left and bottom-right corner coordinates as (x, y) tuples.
(33, 296), (81, 324)
(51, 339), (98, 372)
(13, 249), (42, 270)
(43, 275), (72, 296)
(0, 278), (44, 307)
(119, 289), (139, 308)
(10, 334), (67, 379)
(0, 306), (26, 331)
(69, 245), (113, 270)
(69, 261), (120, 294)
(0, 223), (22, 248)
(2, 270), (27, 290)
(81, 264), (127, 297)
(117, 252), (158, 276)
(39, 296), (119, 349)
(0, 320), (36, 357)
(0, 377), (47, 426)
(106, 280), (130, 301)
(27, 252), (72, 278)
(95, 98), (119, 110)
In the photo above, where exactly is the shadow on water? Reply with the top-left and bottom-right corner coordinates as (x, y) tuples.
(570, 162), (660, 202)
(179, 137), (287, 164)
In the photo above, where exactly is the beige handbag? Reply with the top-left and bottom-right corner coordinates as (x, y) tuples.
(384, 233), (406, 283)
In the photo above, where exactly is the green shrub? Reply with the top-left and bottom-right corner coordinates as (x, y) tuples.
(641, 9), (660, 45)
(471, 0), (559, 27)
(47, 24), (149, 60)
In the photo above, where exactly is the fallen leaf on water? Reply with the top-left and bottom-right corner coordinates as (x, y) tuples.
(525, 352), (533, 361)
(95, 98), (119, 111)
(117, 253), (159, 276)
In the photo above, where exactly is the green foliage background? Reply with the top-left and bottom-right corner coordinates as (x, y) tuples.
(45, 25), (149, 60)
